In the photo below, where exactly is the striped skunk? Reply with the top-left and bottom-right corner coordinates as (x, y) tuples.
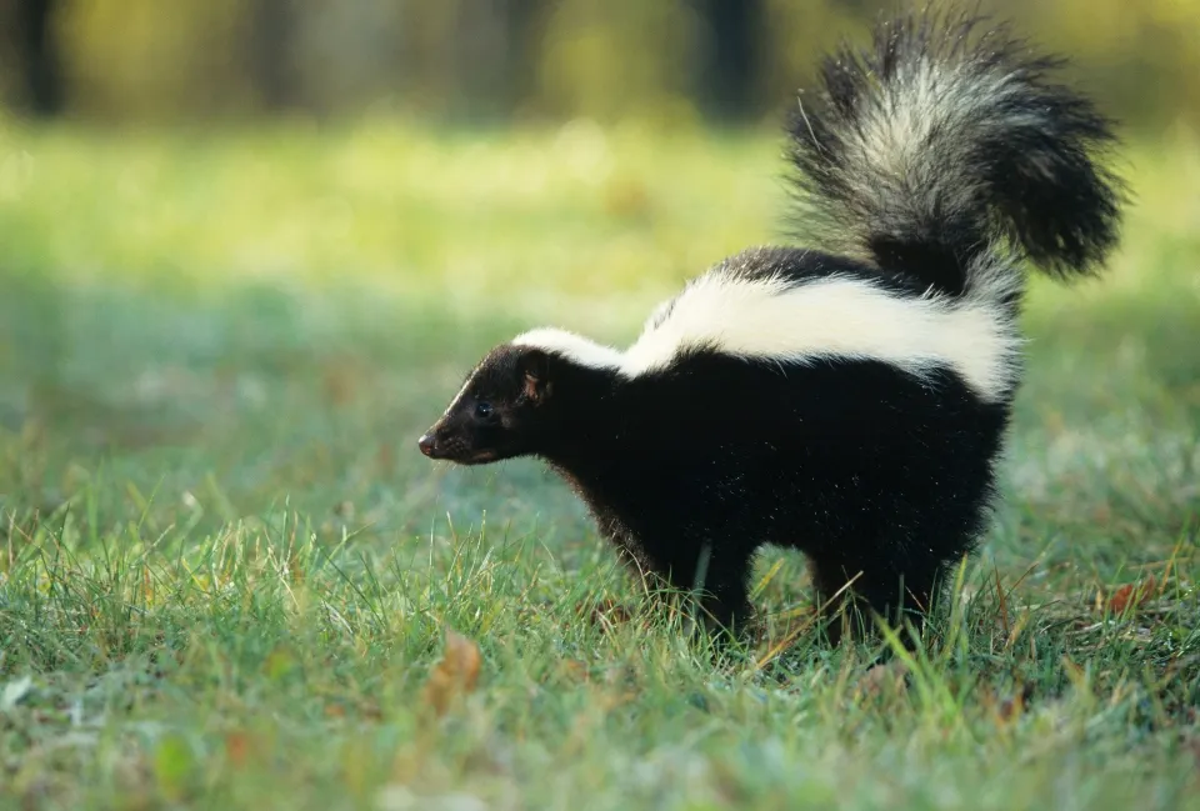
(417, 9), (1123, 643)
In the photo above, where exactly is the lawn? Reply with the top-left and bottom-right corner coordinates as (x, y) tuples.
(1, 115), (1199, 810)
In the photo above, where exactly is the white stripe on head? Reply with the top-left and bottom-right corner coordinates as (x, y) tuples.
(511, 327), (624, 370)
(441, 373), (477, 418)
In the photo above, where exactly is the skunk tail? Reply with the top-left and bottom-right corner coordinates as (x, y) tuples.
(785, 8), (1124, 298)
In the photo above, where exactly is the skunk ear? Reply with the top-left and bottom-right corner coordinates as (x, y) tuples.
(520, 349), (553, 403)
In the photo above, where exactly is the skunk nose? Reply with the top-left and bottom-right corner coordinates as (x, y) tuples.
(418, 433), (436, 457)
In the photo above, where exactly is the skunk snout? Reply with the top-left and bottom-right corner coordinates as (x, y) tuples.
(418, 418), (468, 461)
(417, 416), (500, 465)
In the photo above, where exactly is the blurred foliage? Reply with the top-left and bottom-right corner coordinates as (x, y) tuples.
(0, 0), (1197, 132)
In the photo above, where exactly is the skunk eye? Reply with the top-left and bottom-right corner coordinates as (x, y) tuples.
(475, 401), (493, 418)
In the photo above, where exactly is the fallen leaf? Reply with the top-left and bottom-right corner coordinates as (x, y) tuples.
(224, 732), (252, 769)
(997, 682), (1035, 724)
(1107, 575), (1157, 614)
(422, 628), (482, 717)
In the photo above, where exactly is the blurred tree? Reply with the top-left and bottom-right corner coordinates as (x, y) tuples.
(249, 0), (297, 110)
(455, 0), (546, 118)
(691, 0), (765, 119)
(12, 0), (64, 115)
(537, 0), (697, 123)
(397, 0), (545, 120)
(3, 0), (1196, 130)
(449, 0), (511, 118)
(499, 0), (545, 113)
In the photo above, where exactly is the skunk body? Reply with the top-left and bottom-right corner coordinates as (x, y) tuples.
(418, 10), (1123, 640)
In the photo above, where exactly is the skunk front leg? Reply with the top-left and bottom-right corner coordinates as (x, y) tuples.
(639, 535), (755, 638)
(602, 517), (754, 638)
(688, 542), (755, 636)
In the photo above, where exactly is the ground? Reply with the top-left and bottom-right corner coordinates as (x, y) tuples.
(0, 116), (1198, 810)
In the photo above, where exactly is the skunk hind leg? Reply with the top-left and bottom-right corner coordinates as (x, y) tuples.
(807, 548), (945, 648)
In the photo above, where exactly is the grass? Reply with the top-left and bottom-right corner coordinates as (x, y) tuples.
(1, 113), (1199, 810)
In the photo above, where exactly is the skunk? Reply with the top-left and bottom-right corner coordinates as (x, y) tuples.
(417, 9), (1123, 643)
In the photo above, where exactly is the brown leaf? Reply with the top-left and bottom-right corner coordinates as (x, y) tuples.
(224, 732), (252, 769)
(1107, 584), (1133, 612)
(997, 682), (1035, 724)
(421, 628), (482, 717)
(1107, 575), (1157, 614)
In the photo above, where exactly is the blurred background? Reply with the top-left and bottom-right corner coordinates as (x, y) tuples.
(0, 0), (1197, 538)
(1, 0), (1198, 129)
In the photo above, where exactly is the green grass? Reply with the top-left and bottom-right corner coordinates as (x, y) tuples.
(1, 115), (1199, 810)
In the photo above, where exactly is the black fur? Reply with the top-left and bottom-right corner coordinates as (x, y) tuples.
(418, 9), (1123, 645)
(542, 347), (1008, 638)
(421, 308), (1007, 640)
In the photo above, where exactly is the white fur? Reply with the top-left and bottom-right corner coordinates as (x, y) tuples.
(807, 55), (1060, 265)
(512, 327), (623, 369)
(509, 267), (1021, 403)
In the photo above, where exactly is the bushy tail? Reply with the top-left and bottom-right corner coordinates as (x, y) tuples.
(785, 7), (1124, 296)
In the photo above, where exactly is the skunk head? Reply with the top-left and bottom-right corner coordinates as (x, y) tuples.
(418, 344), (556, 465)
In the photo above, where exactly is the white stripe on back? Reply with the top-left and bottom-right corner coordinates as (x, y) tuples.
(511, 269), (1020, 402)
